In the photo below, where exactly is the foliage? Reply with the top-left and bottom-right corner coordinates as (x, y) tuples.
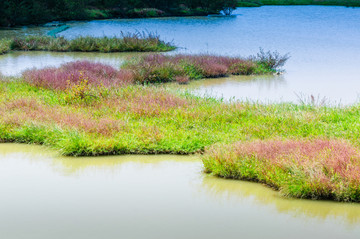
(124, 53), (284, 84)
(127, 8), (165, 18)
(0, 33), (176, 55)
(0, 0), (240, 26)
(22, 61), (133, 90)
(2, 74), (360, 159)
(0, 39), (12, 55)
(203, 139), (360, 202)
(253, 48), (290, 70)
(237, 0), (360, 7)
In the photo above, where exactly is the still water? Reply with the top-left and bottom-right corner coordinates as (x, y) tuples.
(0, 51), (143, 76)
(1, 144), (360, 239)
(1, 6), (360, 103)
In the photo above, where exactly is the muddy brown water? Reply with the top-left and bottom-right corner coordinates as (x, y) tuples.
(1, 144), (360, 239)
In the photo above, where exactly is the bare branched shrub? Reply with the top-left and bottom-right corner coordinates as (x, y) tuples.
(255, 48), (290, 70)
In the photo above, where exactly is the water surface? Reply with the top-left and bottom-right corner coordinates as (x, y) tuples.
(0, 51), (144, 76)
(1, 144), (360, 239)
(58, 6), (360, 104)
(1, 6), (360, 103)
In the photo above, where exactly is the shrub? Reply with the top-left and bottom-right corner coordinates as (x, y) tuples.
(254, 48), (290, 70)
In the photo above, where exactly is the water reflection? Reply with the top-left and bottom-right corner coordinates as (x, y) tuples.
(1, 143), (360, 239)
(202, 175), (360, 225)
(0, 51), (145, 76)
(0, 26), (53, 39)
(182, 75), (286, 102)
(3, 6), (360, 103)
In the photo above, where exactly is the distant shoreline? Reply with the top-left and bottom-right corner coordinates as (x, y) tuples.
(238, 0), (360, 8)
(1, 2), (359, 28)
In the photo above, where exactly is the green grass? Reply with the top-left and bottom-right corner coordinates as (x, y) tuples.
(2, 77), (360, 157)
(203, 139), (360, 202)
(2, 57), (360, 202)
(238, 0), (360, 7)
(0, 33), (176, 55)
(0, 39), (12, 54)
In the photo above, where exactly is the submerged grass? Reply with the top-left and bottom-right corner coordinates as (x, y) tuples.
(203, 139), (360, 202)
(0, 32), (175, 55)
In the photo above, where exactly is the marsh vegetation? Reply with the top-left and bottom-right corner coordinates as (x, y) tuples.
(0, 33), (175, 55)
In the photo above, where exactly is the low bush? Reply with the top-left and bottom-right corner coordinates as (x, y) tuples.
(253, 48), (290, 70)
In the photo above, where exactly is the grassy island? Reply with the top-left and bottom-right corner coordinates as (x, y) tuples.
(0, 33), (176, 55)
(2, 52), (360, 202)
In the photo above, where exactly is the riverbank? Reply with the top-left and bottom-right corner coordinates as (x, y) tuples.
(238, 0), (360, 7)
(203, 139), (360, 202)
(0, 34), (175, 55)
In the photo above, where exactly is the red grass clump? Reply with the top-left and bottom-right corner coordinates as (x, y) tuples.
(103, 87), (190, 117)
(175, 76), (190, 85)
(233, 139), (360, 181)
(204, 139), (360, 201)
(125, 54), (262, 84)
(4, 98), (124, 136)
(23, 61), (134, 90)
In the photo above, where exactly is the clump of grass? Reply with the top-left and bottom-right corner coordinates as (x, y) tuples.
(203, 139), (360, 202)
(23, 61), (133, 90)
(124, 53), (287, 83)
(0, 32), (175, 54)
(0, 39), (12, 54)
(3, 98), (123, 136)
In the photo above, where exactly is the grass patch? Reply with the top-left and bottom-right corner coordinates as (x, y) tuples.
(3, 56), (360, 202)
(0, 39), (12, 54)
(124, 51), (289, 84)
(203, 139), (360, 202)
(0, 32), (175, 55)
(2, 63), (360, 158)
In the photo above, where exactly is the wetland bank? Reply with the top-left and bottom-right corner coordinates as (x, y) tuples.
(1, 5), (360, 239)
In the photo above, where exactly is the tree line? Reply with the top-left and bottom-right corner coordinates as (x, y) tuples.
(0, 0), (237, 27)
